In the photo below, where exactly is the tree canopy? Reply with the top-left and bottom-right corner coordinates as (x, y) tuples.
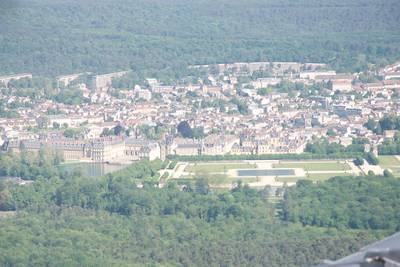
(0, 150), (394, 266)
(0, 0), (399, 76)
(282, 175), (400, 230)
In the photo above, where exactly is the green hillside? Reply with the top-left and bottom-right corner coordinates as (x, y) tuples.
(0, 0), (399, 75)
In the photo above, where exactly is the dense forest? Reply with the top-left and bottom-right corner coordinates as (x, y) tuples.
(0, 181), (387, 266)
(0, 0), (399, 76)
(282, 176), (400, 230)
(0, 151), (392, 266)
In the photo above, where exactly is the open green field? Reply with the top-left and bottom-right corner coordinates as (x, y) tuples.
(379, 156), (400, 177)
(273, 162), (350, 171)
(276, 173), (354, 183)
(185, 163), (256, 173)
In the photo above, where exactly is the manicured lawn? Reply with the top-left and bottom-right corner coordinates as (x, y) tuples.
(275, 176), (306, 183)
(276, 173), (353, 183)
(306, 173), (353, 180)
(378, 156), (400, 167)
(390, 168), (400, 176)
(174, 173), (257, 185)
(272, 162), (350, 171)
(381, 166), (400, 177)
(378, 156), (400, 177)
(209, 176), (258, 185)
(185, 163), (256, 173)
(204, 173), (258, 185)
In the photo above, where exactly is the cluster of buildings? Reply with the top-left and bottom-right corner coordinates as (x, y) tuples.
(0, 60), (399, 163)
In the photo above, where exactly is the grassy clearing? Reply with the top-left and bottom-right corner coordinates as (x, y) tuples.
(185, 163), (256, 173)
(273, 162), (350, 171)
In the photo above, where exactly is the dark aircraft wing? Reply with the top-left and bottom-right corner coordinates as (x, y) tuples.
(313, 232), (400, 267)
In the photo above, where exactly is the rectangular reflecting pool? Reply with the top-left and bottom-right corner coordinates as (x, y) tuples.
(237, 169), (295, 177)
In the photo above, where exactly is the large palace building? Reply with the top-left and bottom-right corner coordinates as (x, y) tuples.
(2, 136), (160, 163)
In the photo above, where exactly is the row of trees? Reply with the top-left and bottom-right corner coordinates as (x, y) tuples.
(305, 137), (366, 155)
(378, 133), (400, 155)
(168, 151), (363, 162)
(365, 152), (379, 165)
(365, 115), (400, 134)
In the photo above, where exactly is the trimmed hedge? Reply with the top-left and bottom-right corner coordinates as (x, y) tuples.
(167, 152), (364, 162)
